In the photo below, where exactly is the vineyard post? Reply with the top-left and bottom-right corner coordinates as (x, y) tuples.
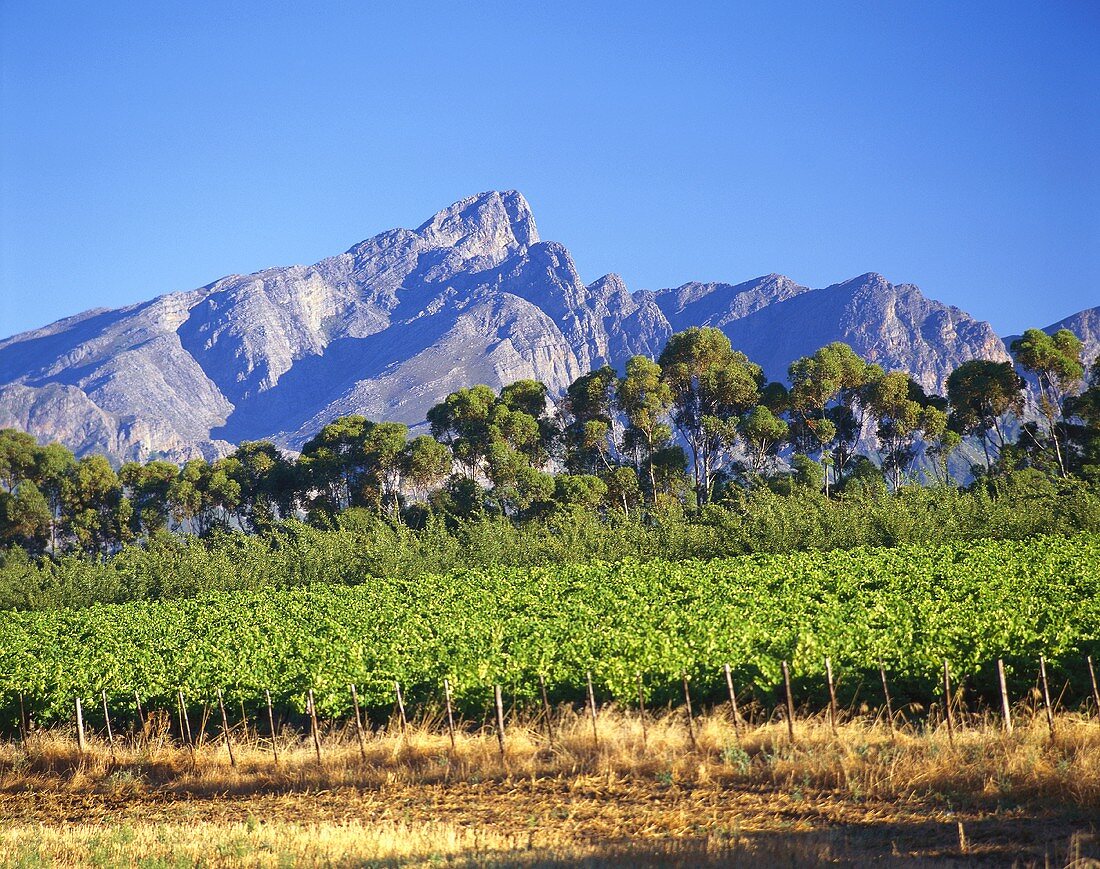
(996, 659), (1013, 733)
(586, 671), (599, 750)
(74, 696), (86, 755)
(878, 661), (894, 734)
(17, 693), (26, 744)
(217, 688), (236, 768)
(239, 699), (248, 742)
(1039, 656), (1055, 737)
(493, 684), (506, 758)
(350, 685), (367, 758)
(1087, 655), (1100, 716)
(723, 663), (743, 736)
(100, 690), (116, 759)
(825, 656), (839, 733)
(682, 673), (697, 749)
(781, 660), (795, 744)
(538, 674), (553, 745)
(177, 689), (195, 763)
(196, 704), (211, 748)
(394, 681), (408, 735)
(134, 690), (146, 732)
(307, 689), (322, 763)
(942, 661), (955, 746)
(443, 679), (457, 750)
(177, 689), (194, 749)
(637, 673), (648, 747)
(265, 690), (279, 765)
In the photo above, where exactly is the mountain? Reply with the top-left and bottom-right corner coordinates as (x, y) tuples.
(0, 190), (1028, 462)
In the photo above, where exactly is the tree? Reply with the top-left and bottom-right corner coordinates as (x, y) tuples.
(0, 480), (51, 552)
(946, 360), (1025, 472)
(427, 385), (500, 478)
(62, 455), (129, 555)
(31, 441), (75, 553)
(561, 367), (619, 474)
(401, 435), (452, 501)
(864, 372), (948, 489)
(120, 460), (180, 536)
(658, 328), (763, 504)
(617, 356), (674, 503)
(0, 429), (38, 493)
(738, 405), (789, 479)
(298, 416), (373, 513)
(1010, 328), (1085, 476)
(787, 343), (878, 495)
(553, 474), (607, 513)
(361, 422), (410, 512)
(224, 442), (297, 530)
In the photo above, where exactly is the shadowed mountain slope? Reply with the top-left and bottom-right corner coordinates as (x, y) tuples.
(0, 191), (1055, 461)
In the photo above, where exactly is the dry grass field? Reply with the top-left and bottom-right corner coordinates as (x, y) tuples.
(1, 706), (1099, 867)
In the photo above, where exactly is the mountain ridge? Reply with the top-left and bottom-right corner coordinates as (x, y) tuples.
(0, 190), (1085, 463)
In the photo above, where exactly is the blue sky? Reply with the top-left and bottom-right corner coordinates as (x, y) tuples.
(1, 2), (1097, 338)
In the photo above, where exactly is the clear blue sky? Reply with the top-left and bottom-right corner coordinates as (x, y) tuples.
(1, 1), (1097, 338)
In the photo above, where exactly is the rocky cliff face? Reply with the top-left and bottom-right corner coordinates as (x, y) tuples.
(0, 190), (1050, 462)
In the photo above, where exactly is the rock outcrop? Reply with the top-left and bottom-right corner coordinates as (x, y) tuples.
(0, 191), (1049, 461)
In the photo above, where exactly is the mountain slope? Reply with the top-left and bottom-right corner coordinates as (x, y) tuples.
(676, 273), (1012, 391)
(0, 191), (1028, 462)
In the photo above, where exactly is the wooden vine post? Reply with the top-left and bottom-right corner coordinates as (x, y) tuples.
(878, 660), (895, 734)
(722, 663), (742, 735)
(350, 685), (367, 758)
(824, 656), (839, 733)
(100, 690), (116, 758)
(942, 661), (955, 746)
(996, 659), (1013, 733)
(1038, 656), (1055, 737)
(585, 671), (599, 749)
(17, 693), (26, 744)
(443, 678), (457, 750)
(394, 681), (408, 735)
(781, 660), (796, 744)
(682, 674), (697, 749)
(216, 688), (236, 768)
(537, 674), (553, 746)
(74, 696), (87, 755)
(636, 673), (648, 747)
(307, 689), (322, 762)
(265, 689), (279, 765)
(134, 690), (146, 731)
(177, 689), (195, 761)
(493, 684), (507, 758)
(1087, 655), (1100, 717)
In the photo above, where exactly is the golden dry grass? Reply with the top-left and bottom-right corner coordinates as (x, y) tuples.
(2, 708), (1099, 866)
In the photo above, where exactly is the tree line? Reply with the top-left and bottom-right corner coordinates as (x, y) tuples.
(1, 325), (1097, 556)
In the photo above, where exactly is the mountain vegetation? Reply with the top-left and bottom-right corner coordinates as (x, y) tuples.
(2, 325), (1099, 610)
(1, 191), (1055, 465)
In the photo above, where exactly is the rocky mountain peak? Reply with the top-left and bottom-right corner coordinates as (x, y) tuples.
(0, 190), (1085, 463)
(414, 189), (538, 254)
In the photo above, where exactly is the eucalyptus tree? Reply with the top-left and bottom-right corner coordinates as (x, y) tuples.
(561, 366), (619, 475)
(787, 342), (877, 495)
(864, 371), (949, 489)
(617, 356), (674, 503)
(658, 327), (763, 505)
(1010, 328), (1085, 476)
(400, 435), (452, 502)
(946, 360), (1025, 473)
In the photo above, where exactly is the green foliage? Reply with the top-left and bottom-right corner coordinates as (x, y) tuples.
(3, 534), (1097, 723)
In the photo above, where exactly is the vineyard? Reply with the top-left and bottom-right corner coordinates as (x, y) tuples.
(2, 533), (1099, 728)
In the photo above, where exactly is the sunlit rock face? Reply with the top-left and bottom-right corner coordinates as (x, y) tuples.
(0, 191), (1056, 462)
